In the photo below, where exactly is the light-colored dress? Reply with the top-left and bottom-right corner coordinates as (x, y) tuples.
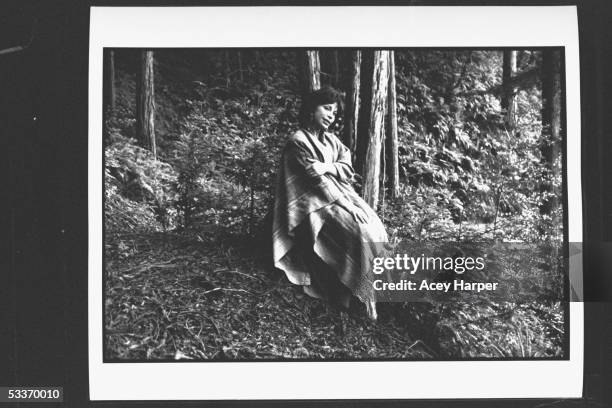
(272, 128), (388, 307)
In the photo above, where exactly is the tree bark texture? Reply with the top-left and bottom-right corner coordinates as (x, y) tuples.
(301, 50), (321, 93)
(361, 50), (390, 211)
(237, 51), (244, 81)
(104, 49), (116, 113)
(342, 50), (361, 155)
(136, 50), (156, 159)
(103, 49), (116, 143)
(502, 50), (518, 129)
(253, 50), (262, 67)
(386, 51), (400, 199)
(539, 49), (562, 216)
(355, 52), (374, 174)
(333, 50), (340, 87)
(224, 50), (231, 87)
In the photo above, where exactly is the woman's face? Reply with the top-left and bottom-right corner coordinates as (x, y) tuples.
(312, 103), (338, 131)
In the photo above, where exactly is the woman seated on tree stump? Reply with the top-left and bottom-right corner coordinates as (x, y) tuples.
(272, 87), (388, 321)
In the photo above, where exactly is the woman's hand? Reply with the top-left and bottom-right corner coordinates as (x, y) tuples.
(356, 202), (373, 217)
(348, 205), (369, 224)
(305, 158), (332, 178)
(336, 197), (370, 224)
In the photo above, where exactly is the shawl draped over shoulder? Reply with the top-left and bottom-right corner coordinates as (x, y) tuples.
(272, 129), (388, 305)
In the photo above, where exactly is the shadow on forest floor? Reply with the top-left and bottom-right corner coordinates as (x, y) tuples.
(104, 231), (565, 361)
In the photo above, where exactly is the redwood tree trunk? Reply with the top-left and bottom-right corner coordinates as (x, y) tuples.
(224, 50), (231, 87)
(136, 50), (156, 158)
(237, 51), (244, 81)
(502, 50), (518, 129)
(386, 51), (400, 199)
(342, 50), (361, 155)
(300, 50), (321, 93)
(103, 49), (116, 143)
(253, 50), (262, 67)
(361, 50), (390, 211)
(333, 50), (340, 87)
(356, 52), (374, 174)
(104, 49), (116, 113)
(539, 49), (562, 216)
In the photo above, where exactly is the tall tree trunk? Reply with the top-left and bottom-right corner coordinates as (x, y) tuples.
(333, 50), (340, 87)
(224, 50), (231, 87)
(539, 49), (562, 216)
(343, 50), (361, 155)
(237, 51), (244, 81)
(136, 50), (156, 159)
(502, 50), (518, 129)
(300, 50), (321, 93)
(361, 50), (390, 211)
(385, 51), (400, 199)
(356, 52), (374, 174)
(103, 49), (116, 143)
(104, 49), (116, 113)
(253, 50), (262, 67)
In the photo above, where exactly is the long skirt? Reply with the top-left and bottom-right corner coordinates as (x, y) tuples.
(292, 199), (388, 309)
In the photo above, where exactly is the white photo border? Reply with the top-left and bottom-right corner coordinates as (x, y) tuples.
(89, 6), (583, 400)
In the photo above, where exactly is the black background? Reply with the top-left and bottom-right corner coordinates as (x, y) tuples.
(3, 0), (612, 407)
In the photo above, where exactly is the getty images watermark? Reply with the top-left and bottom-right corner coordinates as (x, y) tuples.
(368, 241), (569, 303)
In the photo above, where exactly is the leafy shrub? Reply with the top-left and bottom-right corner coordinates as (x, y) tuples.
(392, 50), (561, 242)
(105, 135), (178, 232)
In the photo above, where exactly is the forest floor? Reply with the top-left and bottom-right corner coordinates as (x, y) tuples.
(104, 231), (566, 361)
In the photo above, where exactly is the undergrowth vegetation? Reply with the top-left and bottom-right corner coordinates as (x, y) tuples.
(105, 232), (564, 360)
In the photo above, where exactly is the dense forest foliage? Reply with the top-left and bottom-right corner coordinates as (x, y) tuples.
(104, 49), (566, 360)
(104, 49), (562, 243)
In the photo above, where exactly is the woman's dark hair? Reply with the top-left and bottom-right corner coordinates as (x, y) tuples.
(298, 86), (345, 128)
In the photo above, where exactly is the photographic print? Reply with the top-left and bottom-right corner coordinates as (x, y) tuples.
(103, 47), (568, 361)
(89, 6), (583, 400)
